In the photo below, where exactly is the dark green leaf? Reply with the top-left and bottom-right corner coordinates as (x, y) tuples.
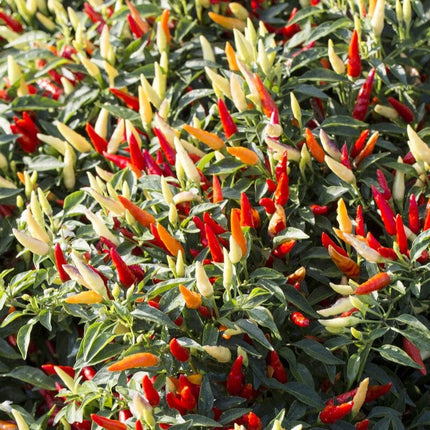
(284, 285), (320, 318)
(219, 408), (251, 426)
(298, 69), (349, 83)
(4, 366), (56, 390)
(132, 304), (177, 329)
(234, 319), (273, 350)
(410, 230), (430, 262)
(294, 338), (344, 365)
(284, 382), (324, 408)
(376, 344), (424, 369)
(17, 320), (36, 359)
(63, 191), (85, 215)
(24, 155), (64, 171)
(11, 95), (62, 111)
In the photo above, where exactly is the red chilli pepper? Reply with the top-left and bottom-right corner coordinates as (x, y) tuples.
(169, 338), (190, 362)
(274, 172), (289, 207)
(273, 240), (296, 258)
(355, 205), (365, 237)
(90, 415), (126, 430)
(388, 97), (414, 123)
(247, 412), (263, 430)
(354, 272), (391, 295)
(86, 123), (108, 154)
(128, 134), (145, 171)
(193, 216), (208, 247)
(0, 11), (23, 32)
(203, 212), (226, 235)
(340, 143), (352, 169)
(254, 73), (279, 118)
(110, 88), (140, 111)
(395, 215), (408, 255)
(10, 112), (40, 153)
(142, 375), (160, 406)
(321, 232), (348, 257)
(350, 129), (370, 158)
(226, 355), (244, 395)
(205, 224), (224, 262)
(319, 401), (354, 424)
(408, 194), (420, 234)
(268, 351), (287, 383)
(347, 29), (361, 78)
(291, 311), (310, 327)
(110, 248), (136, 288)
(54, 243), (70, 282)
(142, 148), (164, 176)
(42, 364), (75, 378)
(103, 151), (131, 169)
(364, 382), (393, 402)
(310, 204), (328, 216)
(372, 185), (396, 235)
(376, 169), (392, 201)
(153, 127), (176, 165)
(355, 419), (370, 430)
(240, 192), (254, 228)
(180, 385), (196, 410)
(275, 151), (288, 181)
(402, 338), (427, 375)
(81, 366), (96, 380)
(260, 197), (276, 214)
(352, 68), (375, 121)
(218, 98), (238, 138)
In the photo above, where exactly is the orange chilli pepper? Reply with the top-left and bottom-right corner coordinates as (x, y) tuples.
(328, 245), (360, 278)
(225, 41), (239, 71)
(354, 272), (391, 295)
(179, 284), (202, 309)
(117, 195), (156, 228)
(227, 146), (259, 165)
(183, 124), (225, 150)
(305, 128), (325, 163)
(160, 9), (171, 44)
(156, 223), (185, 257)
(212, 175), (223, 203)
(208, 12), (246, 31)
(231, 208), (247, 256)
(108, 352), (159, 371)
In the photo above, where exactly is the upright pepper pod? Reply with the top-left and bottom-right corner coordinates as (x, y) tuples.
(169, 338), (190, 362)
(352, 68), (375, 121)
(218, 98), (238, 138)
(226, 355), (244, 395)
(372, 185), (396, 235)
(347, 29), (361, 78)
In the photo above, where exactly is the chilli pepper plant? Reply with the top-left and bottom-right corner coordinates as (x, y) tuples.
(0, 0), (430, 429)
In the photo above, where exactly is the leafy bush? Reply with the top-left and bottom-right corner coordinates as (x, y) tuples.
(0, 0), (429, 429)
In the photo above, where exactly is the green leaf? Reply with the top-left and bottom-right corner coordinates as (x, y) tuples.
(410, 230), (430, 262)
(376, 344), (424, 369)
(284, 382), (324, 408)
(4, 366), (56, 390)
(24, 155), (64, 171)
(75, 321), (119, 367)
(204, 158), (244, 175)
(283, 285), (320, 318)
(234, 319), (273, 350)
(273, 227), (309, 245)
(11, 95), (62, 111)
(0, 338), (21, 359)
(219, 408), (251, 426)
(176, 89), (214, 111)
(247, 307), (281, 340)
(100, 103), (140, 121)
(307, 17), (351, 43)
(17, 319), (36, 359)
(132, 304), (177, 329)
(0, 187), (22, 203)
(63, 190), (85, 215)
(298, 69), (349, 83)
(198, 375), (214, 416)
(182, 414), (221, 427)
(294, 338), (344, 365)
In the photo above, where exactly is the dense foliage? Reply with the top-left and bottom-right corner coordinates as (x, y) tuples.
(0, 0), (430, 429)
